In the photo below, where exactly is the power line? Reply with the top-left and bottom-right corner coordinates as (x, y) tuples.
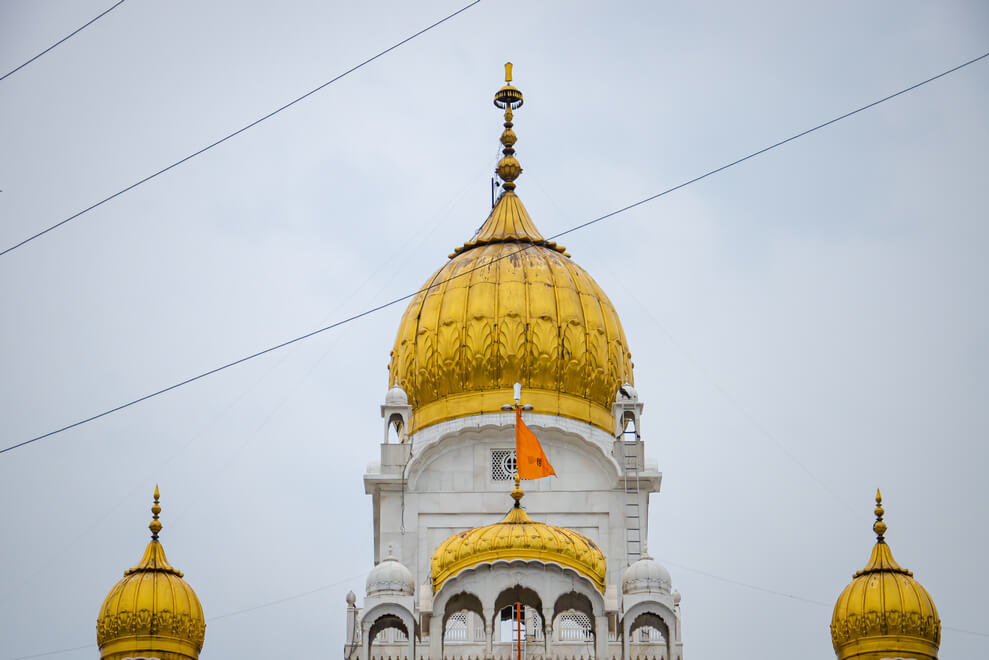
(11, 643), (94, 660)
(0, 0), (482, 258)
(2, 49), (986, 456)
(14, 558), (987, 660)
(9, 571), (370, 659)
(662, 559), (988, 637)
(0, 1), (127, 83)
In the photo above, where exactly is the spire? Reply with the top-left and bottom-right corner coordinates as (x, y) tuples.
(493, 62), (524, 192)
(124, 485), (183, 577)
(511, 473), (524, 508)
(873, 487), (887, 542)
(853, 489), (912, 578)
(449, 63), (567, 257)
(149, 484), (162, 540)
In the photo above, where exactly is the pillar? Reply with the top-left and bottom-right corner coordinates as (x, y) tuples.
(595, 615), (609, 660)
(430, 613), (444, 660)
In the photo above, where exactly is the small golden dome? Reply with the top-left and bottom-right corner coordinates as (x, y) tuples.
(389, 65), (633, 434)
(431, 477), (606, 593)
(831, 490), (940, 660)
(96, 487), (206, 660)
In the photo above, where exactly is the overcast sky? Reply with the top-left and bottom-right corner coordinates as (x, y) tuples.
(1, 1), (987, 659)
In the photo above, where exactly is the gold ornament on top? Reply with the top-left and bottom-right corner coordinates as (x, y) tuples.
(388, 64), (634, 435)
(493, 62), (524, 190)
(96, 487), (206, 660)
(830, 490), (940, 660)
(431, 474), (606, 593)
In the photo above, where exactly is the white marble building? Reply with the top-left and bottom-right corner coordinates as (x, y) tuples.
(343, 66), (684, 660)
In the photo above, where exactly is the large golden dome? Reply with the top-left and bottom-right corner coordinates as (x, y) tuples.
(96, 488), (206, 660)
(389, 67), (633, 434)
(830, 490), (940, 660)
(431, 477), (606, 593)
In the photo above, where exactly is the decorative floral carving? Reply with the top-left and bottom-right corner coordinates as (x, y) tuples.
(96, 609), (205, 648)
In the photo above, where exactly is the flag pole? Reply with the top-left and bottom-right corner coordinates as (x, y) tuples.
(516, 601), (522, 660)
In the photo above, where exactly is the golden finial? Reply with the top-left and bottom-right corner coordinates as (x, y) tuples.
(493, 62), (523, 192)
(511, 473), (524, 508)
(149, 484), (162, 540)
(873, 488), (887, 542)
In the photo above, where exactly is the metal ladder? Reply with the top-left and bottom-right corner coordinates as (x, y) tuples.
(621, 433), (642, 566)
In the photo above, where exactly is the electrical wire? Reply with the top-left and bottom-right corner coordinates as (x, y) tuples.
(0, 1), (127, 83)
(15, 559), (987, 659)
(0, 0), (482, 258)
(2, 49), (987, 456)
(9, 571), (370, 659)
(663, 558), (989, 637)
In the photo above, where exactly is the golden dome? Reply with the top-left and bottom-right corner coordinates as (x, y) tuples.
(96, 487), (206, 660)
(831, 490), (940, 660)
(389, 65), (633, 434)
(431, 477), (606, 593)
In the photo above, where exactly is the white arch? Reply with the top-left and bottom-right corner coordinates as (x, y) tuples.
(361, 601), (416, 660)
(430, 561), (609, 660)
(621, 600), (678, 660)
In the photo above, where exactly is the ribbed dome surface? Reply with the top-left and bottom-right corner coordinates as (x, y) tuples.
(431, 483), (606, 593)
(96, 539), (205, 660)
(389, 191), (633, 434)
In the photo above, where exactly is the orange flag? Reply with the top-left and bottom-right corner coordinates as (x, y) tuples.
(515, 407), (556, 479)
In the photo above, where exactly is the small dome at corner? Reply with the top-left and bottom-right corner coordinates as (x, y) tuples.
(366, 555), (415, 597)
(622, 555), (672, 595)
(385, 385), (409, 405)
(616, 384), (638, 401)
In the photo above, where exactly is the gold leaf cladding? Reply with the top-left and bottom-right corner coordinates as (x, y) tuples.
(498, 314), (526, 387)
(390, 197), (633, 432)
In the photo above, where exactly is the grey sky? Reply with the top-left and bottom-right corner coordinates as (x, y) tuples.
(1, 1), (987, 659)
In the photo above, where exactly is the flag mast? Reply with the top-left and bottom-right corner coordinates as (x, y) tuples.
(502, 382), (556, 481)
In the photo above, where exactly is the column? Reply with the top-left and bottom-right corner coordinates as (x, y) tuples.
(484, 606), (496, 660)
(430, 613), (444, 660)
(541, 607), (554, 660)
(594, 615), (609, 660)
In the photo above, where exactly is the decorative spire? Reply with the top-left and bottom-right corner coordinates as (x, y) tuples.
(873, 488), (887, 543)
(149, 484), (162, 540)
(493, 62), (524, 192)
(511, 473), (524, 508)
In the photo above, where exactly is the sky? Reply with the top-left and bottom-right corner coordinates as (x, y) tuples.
(0, 1), (987, 659)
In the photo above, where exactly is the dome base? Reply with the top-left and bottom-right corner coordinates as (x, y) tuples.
(411, 387), (614, 434)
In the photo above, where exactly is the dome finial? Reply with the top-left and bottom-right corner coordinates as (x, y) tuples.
(873, 488), (887, 543)
(149, 484), (162, 540)
(493, 62), (523, 192)
(511, 473), (524, 508)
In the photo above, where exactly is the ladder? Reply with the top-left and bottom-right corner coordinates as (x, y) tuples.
(621, 435), (642, 566)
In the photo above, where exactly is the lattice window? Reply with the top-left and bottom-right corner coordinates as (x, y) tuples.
(557, 611), (592, 642)
(445, 612), (469, 641)
(373, 627), (407, 643)
(491, 449), (517, 480)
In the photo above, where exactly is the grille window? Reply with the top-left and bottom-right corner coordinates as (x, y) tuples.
(557, 611), (592, 642)
(491, 449), (517, 480)
(445, 612), (469, 641)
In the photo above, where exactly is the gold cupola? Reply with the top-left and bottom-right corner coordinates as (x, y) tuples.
(431, 476), (606, 593)
(96, 487), (206, 660)
(830, 490), (940, 660)
(389, 63), (634, 434)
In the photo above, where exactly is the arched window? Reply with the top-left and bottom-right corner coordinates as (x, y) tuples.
(556, 610), (592, 642)
(445, 611), (470, 642)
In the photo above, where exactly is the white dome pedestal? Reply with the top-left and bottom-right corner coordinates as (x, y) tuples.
(357, 554), (417, 660)
(620, 556), (684, 660)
